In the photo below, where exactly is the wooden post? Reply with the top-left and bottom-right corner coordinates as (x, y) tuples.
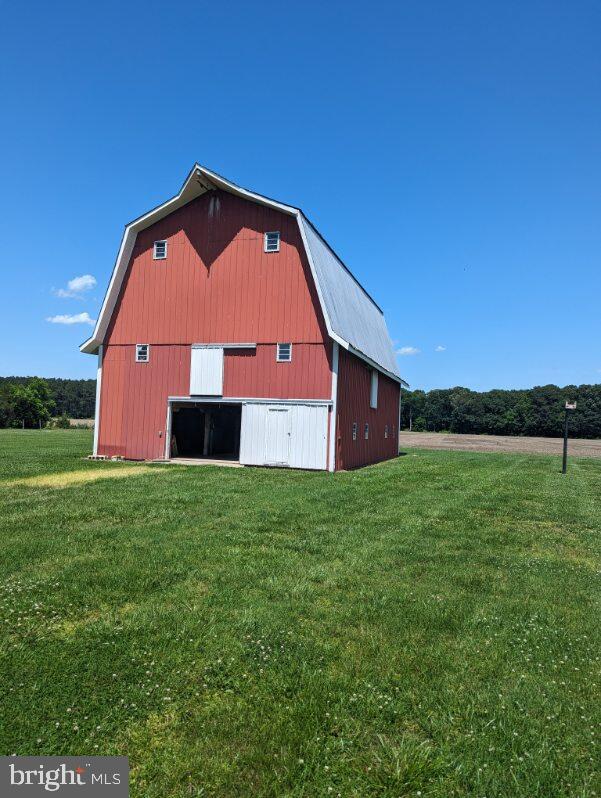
(203, 411), (211, 457)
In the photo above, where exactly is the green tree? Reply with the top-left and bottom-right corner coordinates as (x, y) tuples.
(7, 380), (54, 428)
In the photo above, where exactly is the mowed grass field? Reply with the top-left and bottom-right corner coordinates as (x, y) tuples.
(1, 430), (599, 798)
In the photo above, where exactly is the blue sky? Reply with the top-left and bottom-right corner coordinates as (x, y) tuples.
(0, 0), (599, 391)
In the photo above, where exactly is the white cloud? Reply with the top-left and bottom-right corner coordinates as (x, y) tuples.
(53, 274), (97, 298)
(46, 312), (96, 326)
(435, 345), (447, 352)
(397, 346), (420, 356)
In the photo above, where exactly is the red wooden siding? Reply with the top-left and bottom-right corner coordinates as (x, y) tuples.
(335, 348), (400, 470)
(223, 344), (331, 399)
(98, 343), (332, 460)
(97, 189), (333, 460)
(105, 190), (327, 346)
(98, 345), (189, 460)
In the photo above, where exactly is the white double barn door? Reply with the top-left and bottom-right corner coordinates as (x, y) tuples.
(240, 403), (328, 470)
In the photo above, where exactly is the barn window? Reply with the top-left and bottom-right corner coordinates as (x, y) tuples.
(153, 240), (167, 259)
(277, 343), (292, 362)
(135, 344), (150, 363)
(364, 423), (369, 440)
(352, 422), (357, 441)
(385, 424), (389, 438)
(370, 370), (378, 409)
(264, 231), (280, 253)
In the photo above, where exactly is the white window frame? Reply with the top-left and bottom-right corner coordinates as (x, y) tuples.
(364, 423), (369, 440)
(385, 424), (389, 439)
(135, 344), (150, 363)
(370, 370), (378, 409)
(352, 422), (357, 441)
(153, 240), (167, 260)
(276, 343), (292, 362)
(264, 231), (280, 253)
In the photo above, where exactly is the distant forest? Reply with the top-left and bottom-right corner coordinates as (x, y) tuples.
(0, 377), (599, 438)
(401, 384), (601, 439)
(0, 377), (96, 422)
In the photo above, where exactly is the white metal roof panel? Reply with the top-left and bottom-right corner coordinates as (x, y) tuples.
(299, 215), (400, 378)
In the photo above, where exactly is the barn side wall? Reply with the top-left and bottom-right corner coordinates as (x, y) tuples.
(97, 343), (331, 460)
(335, 348), (400, 470)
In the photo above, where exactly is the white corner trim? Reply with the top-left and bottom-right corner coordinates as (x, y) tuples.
(328, 341), (339, 472)
(92, 345), (103, 456)
(398, 387), (402, 446)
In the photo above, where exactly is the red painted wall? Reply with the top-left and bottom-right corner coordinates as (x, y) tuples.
(223, 344), (331, 399)
(98, 345), (189, 460)
(97, 343), (332, 460)
(97, 190), (333, 459)
(335, 348), (400, 470)
(105, 190), (327, 345)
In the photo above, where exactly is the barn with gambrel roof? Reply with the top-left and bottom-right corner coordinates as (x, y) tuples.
(81, 165), (406, 470)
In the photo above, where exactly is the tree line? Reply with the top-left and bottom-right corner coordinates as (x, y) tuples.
(0, 377), (96, 428)
(401, 384), (601, 439)
(0, 377), (599, 438)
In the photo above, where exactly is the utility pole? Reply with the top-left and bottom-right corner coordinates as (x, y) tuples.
(562, 401), (577, 474)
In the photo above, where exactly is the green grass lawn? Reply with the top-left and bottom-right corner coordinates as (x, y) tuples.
(1, 430), (599, 797)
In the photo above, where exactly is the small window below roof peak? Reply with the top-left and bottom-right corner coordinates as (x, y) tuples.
(276, 343), (292, 362)
(136, 344), (150, 363)
(153, 240), (167, 260)
(264, 231), (280, 253)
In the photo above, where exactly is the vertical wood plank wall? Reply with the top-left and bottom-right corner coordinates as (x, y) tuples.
(335, 348), (400, 470)
(105, 190), (327, 346)
(98, 343), (332, 460)
(97, 189), (333, 460)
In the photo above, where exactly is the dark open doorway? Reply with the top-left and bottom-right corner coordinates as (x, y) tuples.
(170, 403), (242, 460)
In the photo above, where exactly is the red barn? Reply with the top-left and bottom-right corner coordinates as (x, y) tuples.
(81, 165), (406, 471)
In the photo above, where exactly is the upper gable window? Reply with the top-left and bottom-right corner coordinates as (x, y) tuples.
(153, 240), (167, 260)
(276, 343), (292, 362)
(264, 231), (280, 253)
(136, 344), (150, 363)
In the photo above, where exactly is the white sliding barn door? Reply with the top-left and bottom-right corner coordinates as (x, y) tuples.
(190, 346), (224, 395)
(287, 405), (328, 470)
(264, 408), (291, 465)
(239, 403), (328, 470)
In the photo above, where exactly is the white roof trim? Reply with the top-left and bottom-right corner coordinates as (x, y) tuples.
(81, 164), (404, 384)
(169, 396), (333, 406)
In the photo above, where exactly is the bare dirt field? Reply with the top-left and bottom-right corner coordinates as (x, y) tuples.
(400, 431), (601, 458)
